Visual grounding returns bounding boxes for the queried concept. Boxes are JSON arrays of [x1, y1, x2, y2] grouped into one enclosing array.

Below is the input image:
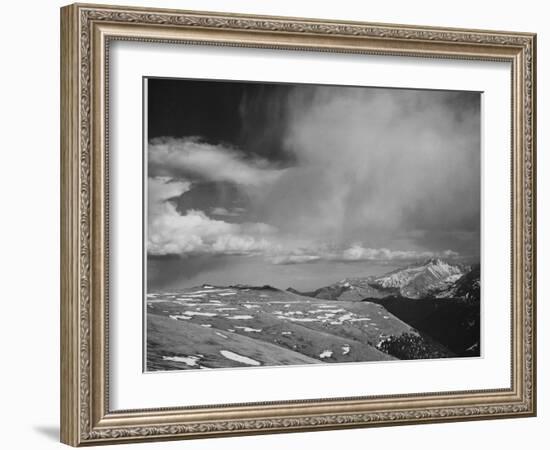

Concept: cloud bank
[[267, 245, 459, 265], [149, 136, 286, 187], [147, 176, 277, 256]]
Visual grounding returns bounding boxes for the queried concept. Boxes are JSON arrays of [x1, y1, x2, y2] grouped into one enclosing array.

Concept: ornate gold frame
[[60, 3, 536, 446]]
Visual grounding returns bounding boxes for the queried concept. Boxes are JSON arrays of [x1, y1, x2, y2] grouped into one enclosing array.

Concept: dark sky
[[146, 77, 481, 291], [147, 78, 296, 165]]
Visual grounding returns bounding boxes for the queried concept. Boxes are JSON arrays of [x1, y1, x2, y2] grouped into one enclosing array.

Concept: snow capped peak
[[424, 257, 445, 265], [418, 257, 455, 270], [372, 258, 466, 299], [287, 259, 477, 302]]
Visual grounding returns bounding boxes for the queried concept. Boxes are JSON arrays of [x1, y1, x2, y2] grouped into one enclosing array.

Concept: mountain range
[[288, 258, 478, 302]]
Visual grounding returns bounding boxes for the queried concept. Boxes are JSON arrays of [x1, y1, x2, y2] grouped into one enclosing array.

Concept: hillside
[[146, 284, 454, 371], [147, 260, 480, 371]]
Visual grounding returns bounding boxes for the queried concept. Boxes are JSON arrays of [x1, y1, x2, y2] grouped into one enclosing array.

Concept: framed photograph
[[60, 3, 537, 446]]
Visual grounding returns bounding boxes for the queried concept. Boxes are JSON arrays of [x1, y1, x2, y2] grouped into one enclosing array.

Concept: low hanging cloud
[[148, 136, 286, 187], [147, 176, 278, 256], [147, 177, 459, 262], [267, 244, 459, 265], [339, 244, 459, 262], [269, 254, 322, 265]]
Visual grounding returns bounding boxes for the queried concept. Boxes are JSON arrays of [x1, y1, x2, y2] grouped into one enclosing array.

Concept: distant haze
[[148, 256, 408, 292], [146, 78, 480, 291]]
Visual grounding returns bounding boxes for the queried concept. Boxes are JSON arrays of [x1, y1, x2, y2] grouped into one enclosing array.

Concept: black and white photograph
[[145, 77, 481, 371]]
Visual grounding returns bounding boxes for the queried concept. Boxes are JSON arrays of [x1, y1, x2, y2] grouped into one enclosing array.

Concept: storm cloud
[[146, 78, 480, 289], [259, 86, 480, 251]]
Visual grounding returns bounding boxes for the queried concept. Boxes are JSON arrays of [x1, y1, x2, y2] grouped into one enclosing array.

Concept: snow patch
[[169, 314, 191, 320], [220, 350, 260, 366], [183, 311, 217, 317], [337, 313, 354, 322], [235, 326, 262, 333], [188, 289, 227, 294], [284, 317, 317, 322], [162, 355, 200, 367]]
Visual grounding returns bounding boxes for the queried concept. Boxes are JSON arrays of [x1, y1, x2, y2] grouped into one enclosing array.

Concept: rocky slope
[[364, 264, 481, 356]]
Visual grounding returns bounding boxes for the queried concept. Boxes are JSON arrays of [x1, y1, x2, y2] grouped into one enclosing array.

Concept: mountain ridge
[[286, 258, 477, 302]]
